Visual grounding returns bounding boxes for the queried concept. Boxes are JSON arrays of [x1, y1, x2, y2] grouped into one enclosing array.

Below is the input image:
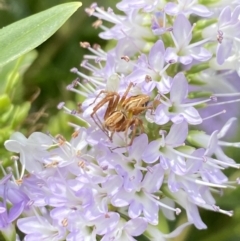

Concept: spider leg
[[104, 94, 120, 119], [128, 118, 144, 146], [90, 90, 117, 106], [111, 117, 141, 150], [118, 82, 134, 107], [91, 112, 108, 135], [91, 94, 117, 141]]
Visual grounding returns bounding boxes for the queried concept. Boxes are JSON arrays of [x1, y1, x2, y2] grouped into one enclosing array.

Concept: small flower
[[216, 6, 240, 65], [4, 132, 53, 174], [17, 215, 67, 241], [101, 217, 148, 241], [111, 164, 165, 225], [165, 14, 212, 65], [147, 73, 203, 125], [165, 0, 213, 17], [142, 121, 188, 165], [0, 174, 29, 241], [151, 11, 173, 35], [117, 0, 163, 12], [125, 40, 172, 95]]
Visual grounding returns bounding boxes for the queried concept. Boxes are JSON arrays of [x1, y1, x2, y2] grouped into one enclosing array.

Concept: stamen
[[170, 31, 179, 49], [158, 94, 172, 107], [83, 55, 105, 61], [146, 192, 181, 215], [75, 80, 93, 94], [180, 97, 214, 107], [81, 60, 101, 73], [186, 23, 196, 43], [67, 84, 88, 97], [205, 156, 240, 169], [208, 98, 240, 106], [80, 42, 106, 60], [159, 63, 171, 75], [188, 37, 212, 49], [218, 140, 240, 148], [202, 110, 226, 121], [98, 24, 109, 32], [135, 166, 149, 172], [0, 162, 7, 176], [171, 149, 203, 161], [86, 4, 121, 25], [214, 92, 240, 97], [184, 176, 229, 189], [159, 130, 167, 146], [57, 104, 75, 116], [70, 68, 105, 87], [209, 205, 233, 216]]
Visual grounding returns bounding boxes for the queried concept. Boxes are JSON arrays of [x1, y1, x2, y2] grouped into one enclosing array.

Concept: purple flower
[[101, 217, 148, 241], [151, 11, 173, 35], [117, 0, 162, 12], [142, 121, 188, 165], [216, 6, 240, 65], [17, 216, 66, 241], [188, 117, 240, 166], [125, 40, 172, 95], [147, 73, 202, 125], [111, 164, 165, 224], [165, 14, 212, 65], [0, 174, 29, 240], [165, 0, 213, 17], [4, 132, 52, 174]]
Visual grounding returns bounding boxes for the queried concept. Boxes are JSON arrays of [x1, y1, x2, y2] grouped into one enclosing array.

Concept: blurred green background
[[0, 1, 240, 241], [0, 0, 116, 137]]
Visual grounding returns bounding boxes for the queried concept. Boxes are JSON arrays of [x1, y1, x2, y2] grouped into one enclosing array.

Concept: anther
[[236, 177, 240, 185], [80, 42, 91, 48], [121, 56, 130, 62], [168, 59, 176, 64], [72, 130, 80, 138], [145, 75, 152, 82], [61, 218, 68, 227], [57, 102, 65, 110], [72, 78, 79, 87], [70, 67, 78, 74], [210, 95, 217, 102], [11, 156, 19, 161], [71, 110, 77, 115], [85, 6, 95, 16], [176, 208, 181, 215], [93, 43, 101, 50], [92, 19, 102, 28]]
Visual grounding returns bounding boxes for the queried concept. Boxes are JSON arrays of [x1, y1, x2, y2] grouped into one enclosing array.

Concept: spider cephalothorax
[[90, 83, 151, 146]]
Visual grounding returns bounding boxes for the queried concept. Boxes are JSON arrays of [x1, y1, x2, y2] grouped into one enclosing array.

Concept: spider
[[90, 83, 151, 146]]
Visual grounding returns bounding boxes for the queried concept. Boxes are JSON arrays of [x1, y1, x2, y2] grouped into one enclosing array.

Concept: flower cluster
[[2, 1, 240, 240]]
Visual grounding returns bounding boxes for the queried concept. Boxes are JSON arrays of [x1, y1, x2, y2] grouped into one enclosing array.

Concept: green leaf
[[0, 2, 82, 67]]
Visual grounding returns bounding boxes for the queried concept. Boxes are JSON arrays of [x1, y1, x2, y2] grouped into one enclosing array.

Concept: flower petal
[[173, 14, 192, 47], [124, 218, 147, 236]]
